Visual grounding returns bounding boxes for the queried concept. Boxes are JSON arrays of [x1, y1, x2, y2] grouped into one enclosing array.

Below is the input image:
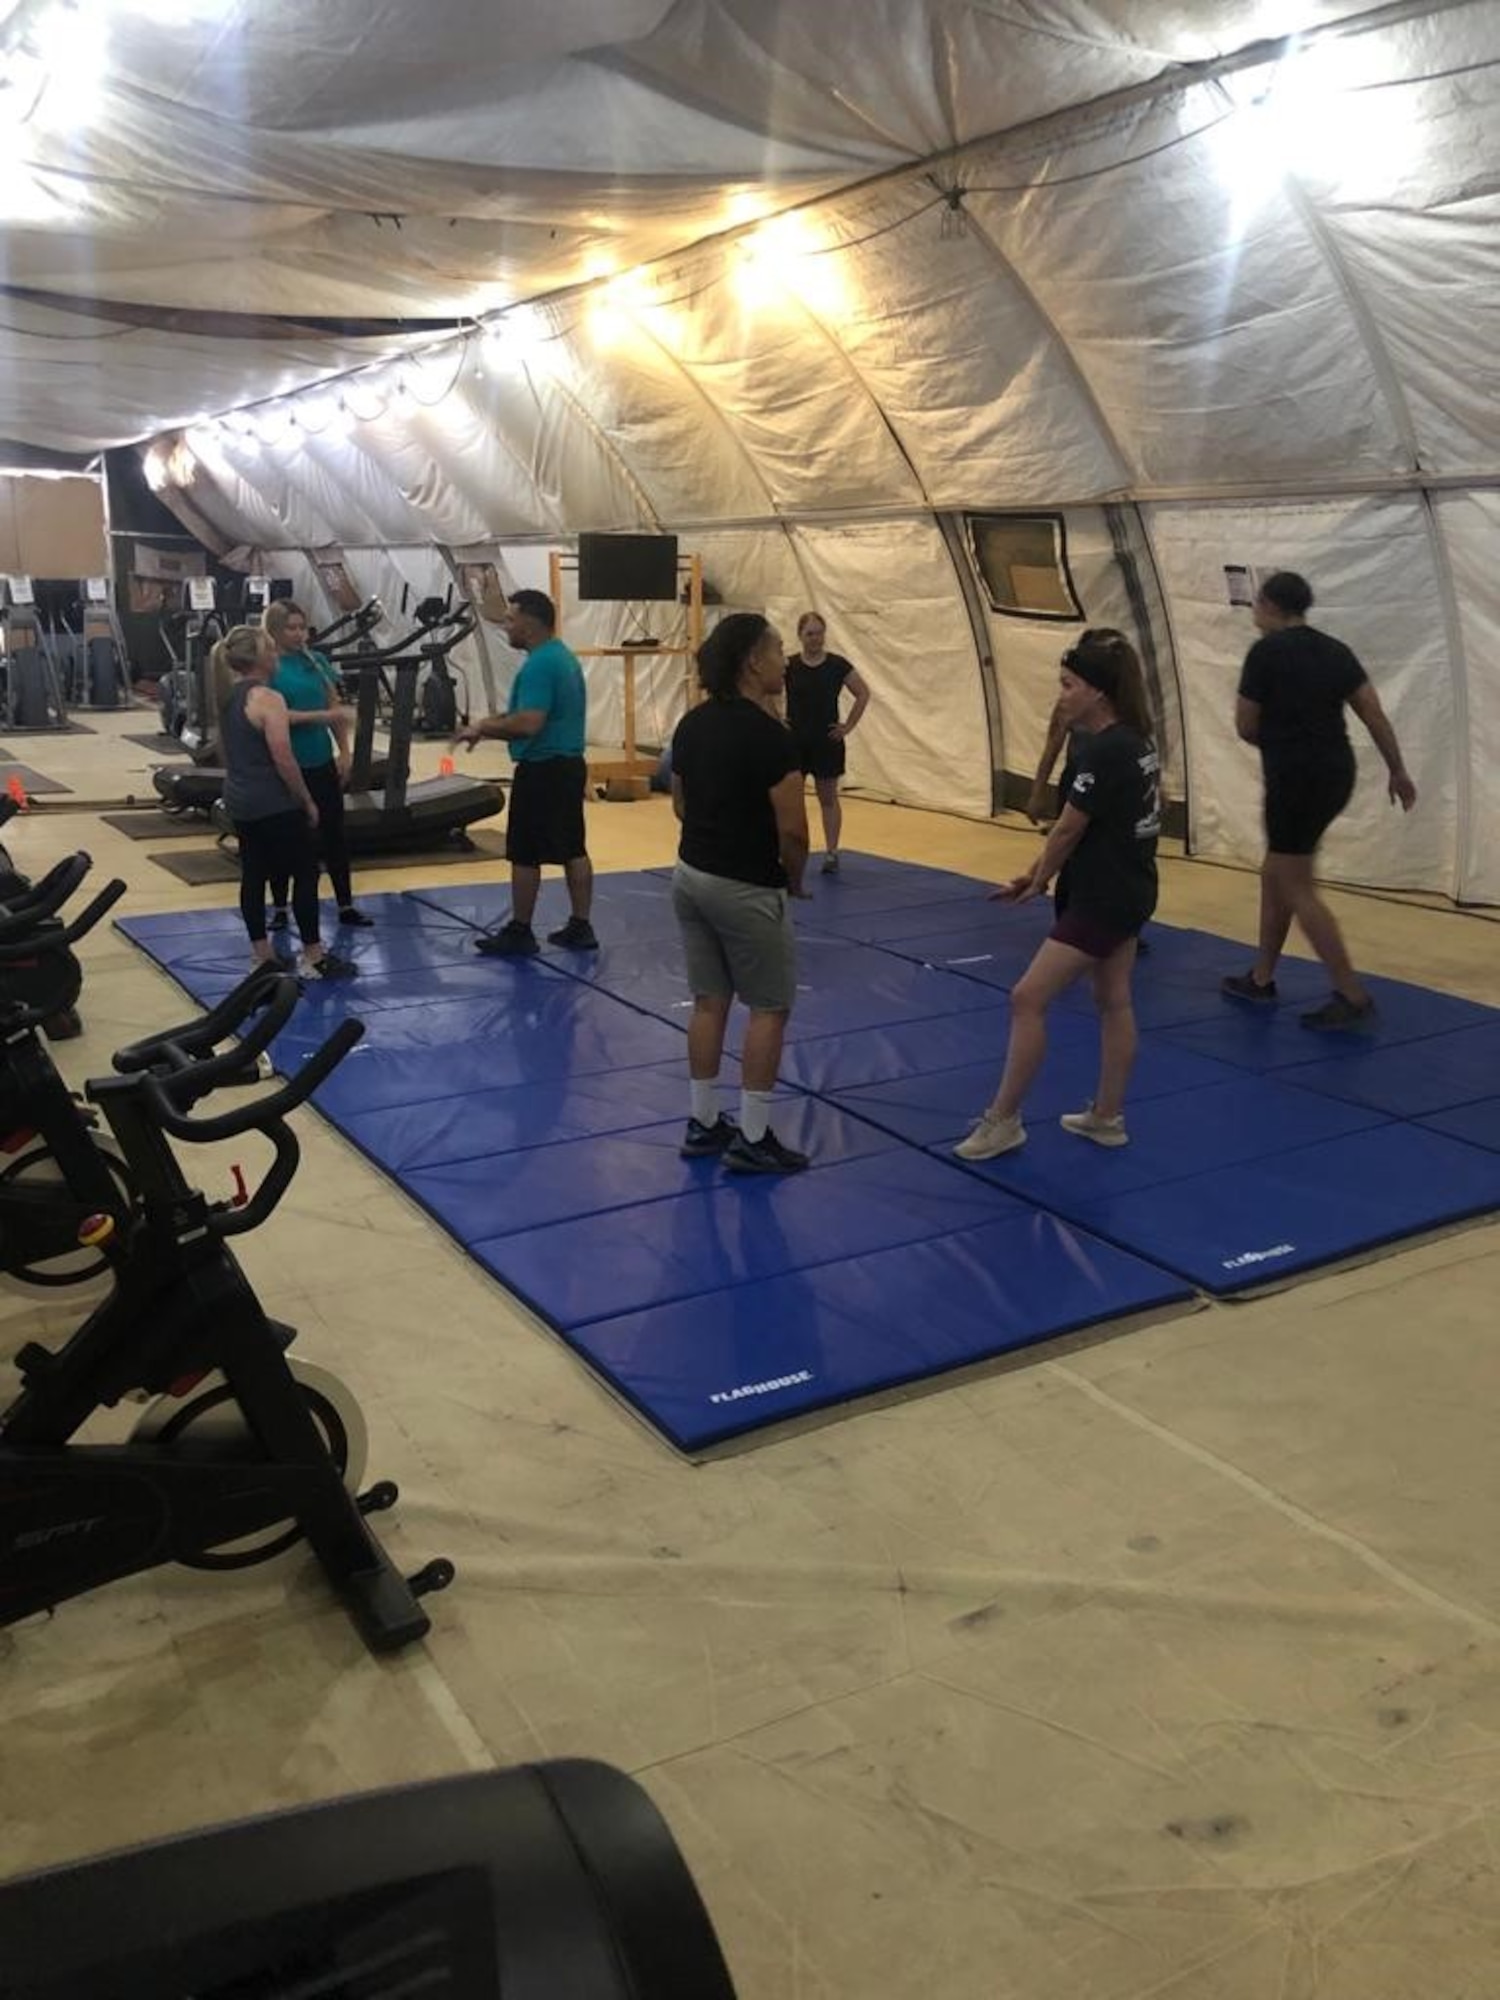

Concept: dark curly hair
[[696, 613, 771, 699]]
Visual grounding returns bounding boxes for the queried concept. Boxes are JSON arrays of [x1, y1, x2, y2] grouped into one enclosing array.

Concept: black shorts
[[506, 755, 588, 867], [1264, 756, 1355, 857], [1050, 908, 1140, 960], [793, 732, 846, 781]]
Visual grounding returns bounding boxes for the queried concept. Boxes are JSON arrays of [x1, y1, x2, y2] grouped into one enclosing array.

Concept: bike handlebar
[[57, 878, 127, 947], [113, 964, 294, 1079], [0, 866, 122, 964], [0, 853, 91, 938], [141, 1016, 364, 1145]]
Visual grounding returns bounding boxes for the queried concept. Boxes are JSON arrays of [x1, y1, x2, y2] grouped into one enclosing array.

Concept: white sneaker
[[1060, 1104, 1128, 1148], [953, 1112, 1026, 1160]]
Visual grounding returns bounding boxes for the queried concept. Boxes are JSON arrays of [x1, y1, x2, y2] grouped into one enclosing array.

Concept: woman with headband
[[956, 630, 1159, 1159]]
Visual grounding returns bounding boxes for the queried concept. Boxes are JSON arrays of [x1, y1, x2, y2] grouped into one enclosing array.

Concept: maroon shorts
[[1050, 908, 1140, 960]]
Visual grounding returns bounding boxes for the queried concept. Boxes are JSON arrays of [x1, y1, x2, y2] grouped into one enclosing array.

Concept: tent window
[[967, 513, 1082, 621]]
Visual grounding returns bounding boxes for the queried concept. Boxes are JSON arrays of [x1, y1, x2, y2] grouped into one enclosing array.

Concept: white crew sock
[[690, 1078, 719, 1127], [739, 1088, 774, 1144]]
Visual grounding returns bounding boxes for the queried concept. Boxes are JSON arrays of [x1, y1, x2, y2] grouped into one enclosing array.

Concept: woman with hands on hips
[[784, 612, 870, 875]]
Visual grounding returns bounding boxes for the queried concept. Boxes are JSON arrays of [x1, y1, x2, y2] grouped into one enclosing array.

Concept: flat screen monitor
[[577, 533, 679, 603]]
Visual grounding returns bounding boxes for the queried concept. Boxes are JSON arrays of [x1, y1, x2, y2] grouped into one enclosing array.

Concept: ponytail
[[1065, 628, 1154, 742], [212, 624, 270, 677]]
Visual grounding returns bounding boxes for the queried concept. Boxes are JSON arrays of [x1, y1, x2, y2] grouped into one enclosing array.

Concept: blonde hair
[[211, 624, 272, 677], [260, 598, 306, 645]]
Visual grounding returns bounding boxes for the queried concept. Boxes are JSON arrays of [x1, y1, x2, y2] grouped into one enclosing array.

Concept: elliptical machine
[[0, 966, 453, 1653], [0, 585, 70, 732], [156, 584, 227, 762]]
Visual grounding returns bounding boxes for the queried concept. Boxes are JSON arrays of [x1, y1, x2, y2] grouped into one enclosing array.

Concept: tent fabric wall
[[1431, 492, 1500, 906], [774, 519, 992, 821], [1146, 497, 1461, 894], [123, 2, 1500, 899]]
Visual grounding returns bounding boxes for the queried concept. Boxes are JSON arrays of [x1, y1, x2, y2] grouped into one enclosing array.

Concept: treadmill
[[338, 597, 504, 854]]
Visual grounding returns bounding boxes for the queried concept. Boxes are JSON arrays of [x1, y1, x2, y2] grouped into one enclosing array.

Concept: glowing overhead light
[[732, 212, 850, 320], [722, 189, 770, 230], [28, 4, 105, 127], [111, 0, 238, 21], [585, 292, 632, 351], [1206, 38, 1418, 221]]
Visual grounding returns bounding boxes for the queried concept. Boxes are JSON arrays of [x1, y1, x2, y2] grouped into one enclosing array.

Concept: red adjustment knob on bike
[[230, 1163, 249, 1208], [78, 1213, 116, 1247]]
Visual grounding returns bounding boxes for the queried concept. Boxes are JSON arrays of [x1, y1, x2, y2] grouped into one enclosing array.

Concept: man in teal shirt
[[456, 588, 595, 957]]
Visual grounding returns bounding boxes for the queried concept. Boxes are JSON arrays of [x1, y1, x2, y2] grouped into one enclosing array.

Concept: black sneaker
[[300, 951, 358, 981], [1221, 971, 1278, 1004], [547, 916, 599, 950], [338, 906, 375, 928], [680, 1114, 739, 1159], [475, 922, 539, 958], [724, 1127, 810, 1176], [1301, 993, 1378, 1031], [268, 908, 289, 933]]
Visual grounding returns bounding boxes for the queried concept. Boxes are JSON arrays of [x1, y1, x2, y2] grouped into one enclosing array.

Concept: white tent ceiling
[[3, 0, 1496, 898]]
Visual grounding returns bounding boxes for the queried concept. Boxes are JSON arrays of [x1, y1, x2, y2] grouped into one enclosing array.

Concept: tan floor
[[1, 710, 1497, 1998]]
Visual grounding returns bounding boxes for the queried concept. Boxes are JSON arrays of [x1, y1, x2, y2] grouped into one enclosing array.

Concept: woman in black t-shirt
[[1223, 570, 1416, 1030], [669, 614, 812, 1176], [784, 612, 870, 875], [955, 633, 1159, 1161]]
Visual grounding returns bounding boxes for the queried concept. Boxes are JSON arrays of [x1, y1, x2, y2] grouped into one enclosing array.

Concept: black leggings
[[237, 809, 321, 946], [269, 760, 353, 911]]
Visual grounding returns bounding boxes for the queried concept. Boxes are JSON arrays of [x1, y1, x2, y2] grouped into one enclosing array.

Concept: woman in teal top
[[261, 599, 370, 929]]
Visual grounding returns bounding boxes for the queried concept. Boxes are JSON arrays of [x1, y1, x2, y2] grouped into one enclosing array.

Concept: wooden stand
[[549, 550, 703, 793]]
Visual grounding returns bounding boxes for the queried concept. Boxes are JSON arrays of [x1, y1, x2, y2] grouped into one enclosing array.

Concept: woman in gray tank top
[[215, 625, 356, 982]]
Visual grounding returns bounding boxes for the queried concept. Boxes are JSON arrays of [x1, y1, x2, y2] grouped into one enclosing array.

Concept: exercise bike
[[0, 966, 453, 1653], [0, 854, 134, 1290]]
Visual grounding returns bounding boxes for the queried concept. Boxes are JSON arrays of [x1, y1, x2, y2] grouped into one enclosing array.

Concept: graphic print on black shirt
[[1238, 626, 1367, 771], [672, 697, 799, 888], [1058, 724, 1160, 932]]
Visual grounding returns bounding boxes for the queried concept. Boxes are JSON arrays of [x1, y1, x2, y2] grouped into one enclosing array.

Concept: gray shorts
[[671, 860, 797, 1013]]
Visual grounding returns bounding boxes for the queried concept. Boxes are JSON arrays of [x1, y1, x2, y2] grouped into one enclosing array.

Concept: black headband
[[1062, 641, 1121, 695]]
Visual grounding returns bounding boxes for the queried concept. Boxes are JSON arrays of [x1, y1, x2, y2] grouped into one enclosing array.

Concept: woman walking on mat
[[260, 599, 371, 933], [216, 625, 356, 982], [784, 612, 870, 874], [955, 631, 1159, 1160], [1222, 571, 1416, 1029]]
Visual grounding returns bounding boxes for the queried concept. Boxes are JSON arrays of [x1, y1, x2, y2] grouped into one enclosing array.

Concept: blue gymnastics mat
[[119, 854, 1500, 1446]]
